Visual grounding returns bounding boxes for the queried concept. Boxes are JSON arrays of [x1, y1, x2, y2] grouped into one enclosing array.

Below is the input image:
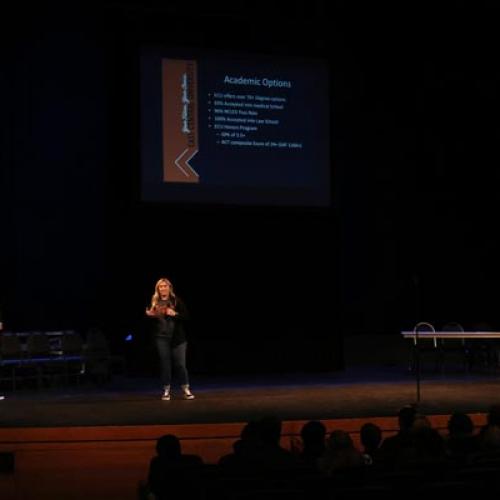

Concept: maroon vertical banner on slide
[[162, 59, 200, 183]]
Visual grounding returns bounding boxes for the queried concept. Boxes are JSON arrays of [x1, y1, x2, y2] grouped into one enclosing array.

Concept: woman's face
[[158, 280, 171, 298]]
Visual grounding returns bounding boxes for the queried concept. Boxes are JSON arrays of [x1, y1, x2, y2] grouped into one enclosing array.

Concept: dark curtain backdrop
[[2, 2, 499, 373]]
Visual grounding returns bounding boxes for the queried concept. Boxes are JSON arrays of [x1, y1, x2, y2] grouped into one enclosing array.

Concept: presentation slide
[[141, 48, 331, 207]]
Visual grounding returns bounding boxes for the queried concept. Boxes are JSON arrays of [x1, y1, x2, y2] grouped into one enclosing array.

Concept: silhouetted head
[[448, 412, 474, 437], [156, 434, 181, 460], [412, 415, 431, 431], [232, 421, 260, 454], [301, 420, 326, 448], [481, 426, 500, 450], [487, 405, 500, 427], [398, 405, 417, 431], [360, 422, 382, 451], [241, 420, 259, 441], [258, 416, 282, 446], [327, 430, 354, 452], [413, 427, 445, 458]]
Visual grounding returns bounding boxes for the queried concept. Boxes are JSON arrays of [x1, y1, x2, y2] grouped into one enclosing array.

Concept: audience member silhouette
[[253, 416, 299, 472], [411, 425, 446, 463], [218, 417, 298, 474], [298, 420, 326, 469], [318, 430, 364, 476], [379, 404, 417, 466], [446, 411, 479, 463], [218, 420, 261, 470], [360, 422, 382, 465], [478, 404, 500, 452], [147, 434, 203, 500]]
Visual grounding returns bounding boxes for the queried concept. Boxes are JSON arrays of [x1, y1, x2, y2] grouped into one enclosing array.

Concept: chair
[[468, 322, 498, 372], [0, 333, 23, 390], [85, 328, 112, 383], [439, 322, 468, 372], [410, 322, 440, 373], [60, 331, 85, 385], [25, 332, 64, 387]]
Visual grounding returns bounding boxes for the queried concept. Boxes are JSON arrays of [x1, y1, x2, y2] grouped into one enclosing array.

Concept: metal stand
[[412, 321, 435, 404], [414, 328, 421, 403]]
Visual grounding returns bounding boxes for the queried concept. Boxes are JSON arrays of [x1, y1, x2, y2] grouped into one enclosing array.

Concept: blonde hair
[[150, 278, 176, 309]]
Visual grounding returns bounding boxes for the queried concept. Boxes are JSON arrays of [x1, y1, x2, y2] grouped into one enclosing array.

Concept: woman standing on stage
[[145, 278, 195, 401]]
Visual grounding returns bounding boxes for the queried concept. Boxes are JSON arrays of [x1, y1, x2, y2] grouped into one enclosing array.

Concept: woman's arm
[[171, 298, 189, 320], [145, 305, 160, 317]]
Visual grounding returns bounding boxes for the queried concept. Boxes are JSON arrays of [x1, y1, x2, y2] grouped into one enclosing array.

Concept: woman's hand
[[145, 306, 177, 317], [145, 307, 156, 317]]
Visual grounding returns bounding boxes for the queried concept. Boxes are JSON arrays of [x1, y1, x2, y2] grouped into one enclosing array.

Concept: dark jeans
[[155, 337, 189, 387]]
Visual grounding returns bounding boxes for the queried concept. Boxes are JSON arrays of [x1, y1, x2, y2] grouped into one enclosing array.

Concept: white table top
[[401, 331, 500, 339]]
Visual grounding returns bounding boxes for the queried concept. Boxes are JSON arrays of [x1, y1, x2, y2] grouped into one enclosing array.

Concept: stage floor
[[1, 365, 499, 427]]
